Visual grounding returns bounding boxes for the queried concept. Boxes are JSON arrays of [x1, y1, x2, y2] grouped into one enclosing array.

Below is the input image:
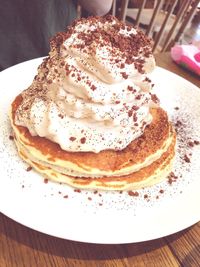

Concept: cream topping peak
[[15, 15, 157, 153]]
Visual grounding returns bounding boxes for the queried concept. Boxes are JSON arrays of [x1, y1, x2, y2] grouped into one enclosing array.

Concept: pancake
[[10, 93, 176, 190], [9, 16, 177, 191]]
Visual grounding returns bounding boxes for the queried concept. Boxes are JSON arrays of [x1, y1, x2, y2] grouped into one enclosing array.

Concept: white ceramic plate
[[0, 58, 200, 244]]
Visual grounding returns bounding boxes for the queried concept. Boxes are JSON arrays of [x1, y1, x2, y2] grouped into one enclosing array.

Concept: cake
[[10, 15, 176, 190]]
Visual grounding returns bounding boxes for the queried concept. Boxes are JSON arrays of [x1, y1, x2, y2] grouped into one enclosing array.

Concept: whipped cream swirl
[[15, 15, 157, 153]]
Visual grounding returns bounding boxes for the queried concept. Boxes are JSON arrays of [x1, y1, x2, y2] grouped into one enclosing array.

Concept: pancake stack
[[10, 15, 176, 191]]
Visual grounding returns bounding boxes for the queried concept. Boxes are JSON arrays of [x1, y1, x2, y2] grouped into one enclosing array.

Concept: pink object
[[171, 44, 200, 76]]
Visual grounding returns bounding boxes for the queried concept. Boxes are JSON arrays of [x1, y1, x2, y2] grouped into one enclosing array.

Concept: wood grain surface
[[0, 53, 199, 267]]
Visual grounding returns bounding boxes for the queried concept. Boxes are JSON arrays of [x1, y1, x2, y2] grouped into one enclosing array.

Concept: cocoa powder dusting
[[128, 191, 139, 197], [167, 172, 178, 185], [183, 154, 191, 163], [69, 136, 76, 141], [80, 137, 86, 144], [26, 166, 32, 172], [9, 135, 14, 140], [50, 15, 152, 77], [74, 189, 81, 193]]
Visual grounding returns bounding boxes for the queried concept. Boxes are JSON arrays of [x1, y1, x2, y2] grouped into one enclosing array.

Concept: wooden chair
[[114, 0, 200, 52]]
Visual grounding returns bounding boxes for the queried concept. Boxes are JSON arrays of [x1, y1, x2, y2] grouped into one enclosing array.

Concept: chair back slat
[[135, 0, 147, 26], [146, 0, 164, 36], [161, 0, 193, 52], [163, 0, 173, 12], [172, 0, 200, 47], [116, 0, 199, 52], [152, 0, 179, 52], [119, 0, 129, 21], [112, 0, 117, 16]]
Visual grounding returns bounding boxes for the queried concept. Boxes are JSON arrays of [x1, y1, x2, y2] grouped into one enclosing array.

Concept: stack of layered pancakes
[[10, 15, 176, 190]]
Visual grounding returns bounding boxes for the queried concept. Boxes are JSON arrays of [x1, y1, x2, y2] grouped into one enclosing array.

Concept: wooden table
[[0, 53, 200, 267]]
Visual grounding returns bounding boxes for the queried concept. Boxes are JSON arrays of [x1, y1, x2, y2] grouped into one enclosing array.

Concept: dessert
[[10, 15, 176, 190]]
